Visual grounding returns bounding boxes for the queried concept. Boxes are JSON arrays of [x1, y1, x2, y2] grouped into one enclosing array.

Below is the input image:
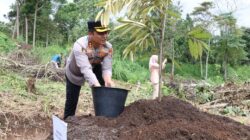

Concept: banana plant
[[187, 26, 211, 60]]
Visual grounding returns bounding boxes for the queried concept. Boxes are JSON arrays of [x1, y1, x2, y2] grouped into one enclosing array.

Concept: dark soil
[[61, 96, 250, 140]]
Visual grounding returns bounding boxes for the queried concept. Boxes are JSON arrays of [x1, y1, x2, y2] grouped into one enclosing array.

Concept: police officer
[[64, 21, 114, 119]]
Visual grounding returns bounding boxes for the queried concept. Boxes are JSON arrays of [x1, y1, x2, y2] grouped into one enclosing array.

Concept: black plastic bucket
[[92, 87, 129, 117]]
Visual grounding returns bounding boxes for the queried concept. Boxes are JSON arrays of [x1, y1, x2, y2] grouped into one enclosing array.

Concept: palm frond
[[117, 18, 146, 27]]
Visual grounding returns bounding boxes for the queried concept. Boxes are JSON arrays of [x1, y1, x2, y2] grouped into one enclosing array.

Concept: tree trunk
[[46, 31, 49, 47], [25, 16, 28, 44], [16, 0, 20, 38], [33, 2, 38, 47], [223, 54, 228, 81], [205, 51, 209, 80], [67, 29, 70, 44], [205, 39, 210, 80], [200, 55, 203, 78], [170, 38, 175, 83], [170, 22, 176, 83], [12, 21, 16, 39], [158, 14, 167, 102], [21, 22, 24, 38]]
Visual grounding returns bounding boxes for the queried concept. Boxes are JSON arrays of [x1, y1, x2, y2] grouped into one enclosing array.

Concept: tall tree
[[242, 27, 250, 64], [16, 0, 20, 38], [8, 0, 67, 46], [35, 1, 55, 47], [54, 3, 79, 43], [8, 0, 24, 40], [8, 9, 17, 39], [54, 0, 100, 44], [33, 0, 48, 47], [21, 0, 35, 44], [191, 1, 214, 79], [214, 13, 247, 80]]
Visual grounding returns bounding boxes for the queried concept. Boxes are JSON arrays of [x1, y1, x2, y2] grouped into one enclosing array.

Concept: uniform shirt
[[65, 36, 112, 86]]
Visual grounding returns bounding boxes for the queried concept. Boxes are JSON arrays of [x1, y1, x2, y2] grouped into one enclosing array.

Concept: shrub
[[31, 45, 67, 64], [0, 31, 16, 54], [113, 58, 149, 83]]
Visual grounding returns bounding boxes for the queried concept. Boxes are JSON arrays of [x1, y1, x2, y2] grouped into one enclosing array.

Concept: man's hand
[[105, 80, 115, 87], [103, 74, 114, 87], [93, 82, 101, 87]]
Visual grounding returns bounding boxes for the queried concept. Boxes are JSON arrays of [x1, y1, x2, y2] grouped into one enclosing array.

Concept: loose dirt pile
[[60, 96, 250, 140]]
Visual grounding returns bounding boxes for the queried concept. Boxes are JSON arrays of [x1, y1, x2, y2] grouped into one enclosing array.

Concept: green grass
[[171, 63, 250, 85], [113, 58, 149, 83], [172, 63, 221, 79], [0, 69, 67, 116], [0, 69, 26, 94], [31, 45, 69, 64], [0, 31, 16, 54], [222, 106, 247, 116], [0, 69, 65, 96], [234, 65, 250, 82]]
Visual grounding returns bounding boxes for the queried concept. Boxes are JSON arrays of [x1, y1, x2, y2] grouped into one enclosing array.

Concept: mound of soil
[[60, 96, 250, 140]]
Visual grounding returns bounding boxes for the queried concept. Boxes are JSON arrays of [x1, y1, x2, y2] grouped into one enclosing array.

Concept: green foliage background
[[0, 32, 16, 54]]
